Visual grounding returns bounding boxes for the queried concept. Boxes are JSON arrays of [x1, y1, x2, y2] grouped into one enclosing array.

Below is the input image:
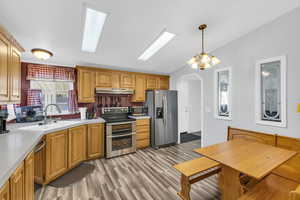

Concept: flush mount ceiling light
[[31, 48, 53, 60], [188, 24, 220, 70], [81, 7, 107, 53], [138, 31, 176, 61]]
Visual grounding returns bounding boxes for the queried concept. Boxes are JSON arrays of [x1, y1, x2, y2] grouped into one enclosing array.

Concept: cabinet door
[[77, 69, 95, 103], [0, 181, 10, 200], [132, 75, 146, 102], [46, 130, 68, 182], [157, 77, 169, 90], [120, 73, 135, 88], [146, 76, 157, 90], [96, 71, 113, 87], [68, 126, 86, 168], [34, 139, 45, 184], [10, 46, 21, 103], [87, 123, 104, 159], [10, 162, 25, 200], [0, 34, 10, 103], [24, 151, 34, 200]]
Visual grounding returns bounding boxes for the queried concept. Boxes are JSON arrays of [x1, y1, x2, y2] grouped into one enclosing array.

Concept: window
[[30, 80, 74, 115], [255, 56, 286, 127], [214, 68, 232, 120]]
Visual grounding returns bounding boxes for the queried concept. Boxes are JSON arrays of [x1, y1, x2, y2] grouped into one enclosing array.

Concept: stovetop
[[102, 107, 136, 123]]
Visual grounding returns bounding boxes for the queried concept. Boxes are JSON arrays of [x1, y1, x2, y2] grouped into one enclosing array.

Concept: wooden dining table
[[194, 139, 297, 200]]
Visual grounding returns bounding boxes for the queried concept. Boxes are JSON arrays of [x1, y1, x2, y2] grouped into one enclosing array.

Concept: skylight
[[81, 8, 107, 53], [138, 31, 176, 61]]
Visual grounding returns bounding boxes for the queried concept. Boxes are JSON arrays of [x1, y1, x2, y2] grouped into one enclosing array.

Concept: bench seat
[[273, 164, 300, 184], [173, 157, 221, 200], [238, 174, 299, 200]]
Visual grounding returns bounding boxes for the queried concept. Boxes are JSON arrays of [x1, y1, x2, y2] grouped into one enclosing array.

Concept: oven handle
[[107, 132, 136, 138]]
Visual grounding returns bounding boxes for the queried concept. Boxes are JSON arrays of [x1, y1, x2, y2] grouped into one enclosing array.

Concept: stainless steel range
[[102, 107, 136, 158]]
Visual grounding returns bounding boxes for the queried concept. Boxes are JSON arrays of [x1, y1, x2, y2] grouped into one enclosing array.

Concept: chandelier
[[188, 24, 220, 70]]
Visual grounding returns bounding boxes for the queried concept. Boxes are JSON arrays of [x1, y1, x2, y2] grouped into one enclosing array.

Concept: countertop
[[0, 118, 105, 189], [128, 115, 151, 119]]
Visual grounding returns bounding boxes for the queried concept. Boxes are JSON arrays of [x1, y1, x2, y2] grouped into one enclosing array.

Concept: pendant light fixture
[[31, 48, 53, 60], [188, 24, 220, 70]]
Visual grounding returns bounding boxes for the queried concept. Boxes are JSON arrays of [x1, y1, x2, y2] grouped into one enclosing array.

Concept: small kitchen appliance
[[129, 106, 148, 116], [0, 110, 9, 134], [102, 107, 136, 158]]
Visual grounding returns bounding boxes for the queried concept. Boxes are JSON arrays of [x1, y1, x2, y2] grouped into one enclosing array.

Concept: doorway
[[177, 73, 203, 146]]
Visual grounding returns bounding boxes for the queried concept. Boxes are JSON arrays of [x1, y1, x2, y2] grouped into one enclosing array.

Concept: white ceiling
[[0, 0, 299, 74]]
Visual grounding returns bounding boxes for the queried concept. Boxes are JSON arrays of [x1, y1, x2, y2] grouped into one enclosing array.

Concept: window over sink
[[30, 80, 74, 115]]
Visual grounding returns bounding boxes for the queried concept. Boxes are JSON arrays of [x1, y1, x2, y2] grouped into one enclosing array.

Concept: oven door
[[106, 121, 136, 158]]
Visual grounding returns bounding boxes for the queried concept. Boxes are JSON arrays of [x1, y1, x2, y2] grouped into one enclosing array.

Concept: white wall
[[171, 7, 300, 146], [187, 80, 202, 133]]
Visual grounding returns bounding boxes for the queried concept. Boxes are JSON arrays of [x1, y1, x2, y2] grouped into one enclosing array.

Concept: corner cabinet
[[45, 130, 69, 183], [87, 123, 104, 159], [0, 26, 23, 104], [68, 125, 86, 168], [77, 68, 95, 103]]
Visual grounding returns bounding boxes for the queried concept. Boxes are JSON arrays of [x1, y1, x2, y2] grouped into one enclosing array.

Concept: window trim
[[255, 55, 287, 127], [214, 67, 232, 121]]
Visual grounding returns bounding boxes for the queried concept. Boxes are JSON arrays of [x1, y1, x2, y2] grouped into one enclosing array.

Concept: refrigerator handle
[[163, 95, 167, 126]]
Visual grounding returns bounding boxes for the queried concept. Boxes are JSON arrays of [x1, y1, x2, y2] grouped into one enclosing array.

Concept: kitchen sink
[[18, 120, 78, 132]]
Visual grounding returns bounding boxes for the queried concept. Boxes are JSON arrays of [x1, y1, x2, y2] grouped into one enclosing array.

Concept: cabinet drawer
[[136, 119, 150, 126], [136, 125, 149, 133], [137, 139, 149, 149], [137, 131, 149, 140]]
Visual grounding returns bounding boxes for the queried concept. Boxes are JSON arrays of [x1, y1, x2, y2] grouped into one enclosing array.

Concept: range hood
[[95, 88, 134, 94]]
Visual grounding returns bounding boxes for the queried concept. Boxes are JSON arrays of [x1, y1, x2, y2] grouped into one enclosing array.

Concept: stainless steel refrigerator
[[145, 90, 178, 148]]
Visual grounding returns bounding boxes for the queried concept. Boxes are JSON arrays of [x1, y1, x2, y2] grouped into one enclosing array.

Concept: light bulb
[[187, 56, 197, 65], [211, 56, 221, 66], [200, 53, 211, 64], [191, 63, 198, 69]]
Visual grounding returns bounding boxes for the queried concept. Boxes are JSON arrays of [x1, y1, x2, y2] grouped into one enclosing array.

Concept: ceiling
[[0, 0, 299, 74]]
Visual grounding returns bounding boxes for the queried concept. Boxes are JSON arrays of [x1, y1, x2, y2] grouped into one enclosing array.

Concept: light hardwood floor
[[35, 140, 220, 200]]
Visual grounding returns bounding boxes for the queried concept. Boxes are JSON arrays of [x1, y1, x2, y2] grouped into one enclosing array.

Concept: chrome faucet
[[44, 104, 62, 124]]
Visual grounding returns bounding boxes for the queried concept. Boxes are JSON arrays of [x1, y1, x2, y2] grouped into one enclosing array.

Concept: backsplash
[[78, 94, 143, 116]]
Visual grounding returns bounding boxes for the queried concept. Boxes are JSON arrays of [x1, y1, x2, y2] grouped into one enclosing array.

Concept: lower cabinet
[[68, 125, 87, 168], [87, 123, 104, 159], [45, 130, 69, 183], [0, 181, 10, 200], [25, 151, 34, 200], [136, 119, 150, 149], [10, 162, 25, 200]]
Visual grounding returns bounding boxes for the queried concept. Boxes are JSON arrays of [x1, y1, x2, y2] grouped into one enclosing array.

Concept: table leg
[[219, 165, 243, 200]]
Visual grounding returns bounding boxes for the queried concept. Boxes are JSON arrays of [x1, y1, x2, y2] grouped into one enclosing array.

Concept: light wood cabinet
[[157, 77, 169, 90], [34, 138, 45, 185], [0, 181, 10, 200], [0, 26, 22, 104], [9, 46, 21, 102], [136, 118, 150, 149], [24, 151, 34, 200], [132, 75, 146, 102], [45, 130, 68, 182], [146, 76, 158, 90], [68, 126, 87, 168], [10, 162, 24, 200], [96, 71, 120, 88], [87, 123, 104, 159], [77, 68, 95, 103], [0, 34, 10, 103], [120, 73, 135, 88]]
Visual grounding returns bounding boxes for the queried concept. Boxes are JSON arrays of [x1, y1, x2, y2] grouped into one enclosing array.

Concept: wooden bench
[[239, 174, 300, 200], [173, 157, 221, 200]]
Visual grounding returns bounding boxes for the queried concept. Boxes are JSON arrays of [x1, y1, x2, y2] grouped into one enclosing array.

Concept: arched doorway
[[176, 73, 204, 147]]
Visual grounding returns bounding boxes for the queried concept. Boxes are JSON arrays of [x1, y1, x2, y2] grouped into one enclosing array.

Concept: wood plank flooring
[[35, 140, 221, 200]]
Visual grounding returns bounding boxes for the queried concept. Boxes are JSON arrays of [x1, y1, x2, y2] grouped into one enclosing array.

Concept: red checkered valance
[[26, 64, 75, 81]]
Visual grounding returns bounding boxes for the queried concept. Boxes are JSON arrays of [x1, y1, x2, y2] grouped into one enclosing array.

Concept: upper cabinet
[[0, 25, 23, 104], [76, 66, 169, 103], [77, 67, 95, 103], [132, 75, 146, 102], [120, 73, 135, 88]]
